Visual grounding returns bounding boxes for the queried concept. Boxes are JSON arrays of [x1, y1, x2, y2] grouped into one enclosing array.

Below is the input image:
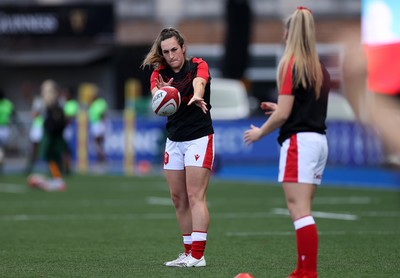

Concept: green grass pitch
[[0, 174, 399, 277]]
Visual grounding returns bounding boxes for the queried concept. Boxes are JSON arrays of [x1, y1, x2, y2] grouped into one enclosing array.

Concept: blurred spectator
[[27, 80, 68, 191], [87, 86, 107, 171], [62, 86, 79, 121], [61, 85, 79, 175], [361, 0, 400, 167], [0, 88, 22, 173]]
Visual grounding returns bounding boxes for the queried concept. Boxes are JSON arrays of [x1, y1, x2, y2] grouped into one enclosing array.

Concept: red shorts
[[364, 43, 400, 95]]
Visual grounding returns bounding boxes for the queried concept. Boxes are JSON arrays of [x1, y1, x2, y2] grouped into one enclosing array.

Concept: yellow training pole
[[123, 79, 141, 175], [76, 83, 97, 173]]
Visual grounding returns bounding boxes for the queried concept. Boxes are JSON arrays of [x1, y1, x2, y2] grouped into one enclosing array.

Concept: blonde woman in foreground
[[244, 7, 330, 278]]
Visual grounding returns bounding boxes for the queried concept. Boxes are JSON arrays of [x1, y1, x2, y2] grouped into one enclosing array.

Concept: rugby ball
[[152, 86, 181, 116]]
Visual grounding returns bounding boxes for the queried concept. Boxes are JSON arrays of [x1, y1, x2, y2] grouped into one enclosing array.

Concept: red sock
[[191, 231, 207, 259], [182, 234, 192, 255], [294, 216, 318, 274], [184, 244, 192, 255], [191, 241, 206, 259], [295, 249, 303, 272]]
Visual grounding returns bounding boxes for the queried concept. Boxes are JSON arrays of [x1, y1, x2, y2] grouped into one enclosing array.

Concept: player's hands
[[260, 102, 277, 115], [244, 124, 262, 145], [188, 95, 208, 114], [155, 74, 174, 89]]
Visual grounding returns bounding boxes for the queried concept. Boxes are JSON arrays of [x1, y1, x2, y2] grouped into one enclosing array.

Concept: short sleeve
[[150, 69, 160, 91], [192, 58, 210, 81], [280, 58, 295, 95]]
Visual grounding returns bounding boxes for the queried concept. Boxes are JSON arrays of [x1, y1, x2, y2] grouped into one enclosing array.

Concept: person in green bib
[[88, 88, 108, 168], [62, 86, 79, 175], [64, 98, 79, 120], [0, 89, 19, 172]]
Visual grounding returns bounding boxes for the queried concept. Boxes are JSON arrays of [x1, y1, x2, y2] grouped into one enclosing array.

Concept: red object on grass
[[234, 273, 254, 278]]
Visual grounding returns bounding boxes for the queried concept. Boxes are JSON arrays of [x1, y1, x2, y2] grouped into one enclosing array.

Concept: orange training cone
[[234, 273, 254, 278]]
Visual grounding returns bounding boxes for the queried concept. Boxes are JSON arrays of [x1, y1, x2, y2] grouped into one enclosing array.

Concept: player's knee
[[170, 192, 189, 210]]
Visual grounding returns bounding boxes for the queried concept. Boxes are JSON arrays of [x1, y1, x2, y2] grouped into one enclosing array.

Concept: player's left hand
[[188, 95, 208, 114], [244, 124, 262, 145]]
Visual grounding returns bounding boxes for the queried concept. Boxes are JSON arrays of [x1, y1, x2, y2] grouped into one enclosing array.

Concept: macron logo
[[195, 154, 200, 161], [164, 152, 169, 165]]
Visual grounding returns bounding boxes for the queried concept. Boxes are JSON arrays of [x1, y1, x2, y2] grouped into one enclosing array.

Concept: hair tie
[[297, 6, 312, 13]]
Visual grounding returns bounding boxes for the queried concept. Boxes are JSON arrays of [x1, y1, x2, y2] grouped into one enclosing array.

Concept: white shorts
[[278, 132, 328, 185], [90, 121, 106, 138], [29, 125, 43, 143], [164, 134, 215, 170], [0, 126, 10, 146]]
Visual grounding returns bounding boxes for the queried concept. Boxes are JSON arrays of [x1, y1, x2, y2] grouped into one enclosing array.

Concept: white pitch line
[[146, 197, 173, 206], [0, 211, 277, 222], [272, 208, 358, 220], [213, 212, 276, 219], [0, 213, 177, 221], [3, 209, 393, 222], [226, 231, 294, 236], [0, 183, 27, 193], [313, 196, 373, 205], [358, 211, 400, 217], [226, 230, 400, 237], [146, 196, 212, 207]]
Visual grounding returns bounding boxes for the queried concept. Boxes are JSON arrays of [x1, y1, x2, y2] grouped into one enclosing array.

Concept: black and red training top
[[277, 58, 331, 145], [151, 57, 214, 142]]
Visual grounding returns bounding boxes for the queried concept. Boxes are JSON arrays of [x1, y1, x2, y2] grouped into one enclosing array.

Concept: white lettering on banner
[[354, 124, 365, 165], [101, 126, 254, 157], [327, 122, 386, 166], [101, 128, 165, 156], [134, 129, 165, 155], [327, 128, 339, 164], [340, 124, 351, 164], [365, 128, 384, 165], [105, 132, 123, 153], [214, 127, 252, 154], [73, 119, 385, 166], [0, 12, 58, 34], [327, 123, 352, 164]]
